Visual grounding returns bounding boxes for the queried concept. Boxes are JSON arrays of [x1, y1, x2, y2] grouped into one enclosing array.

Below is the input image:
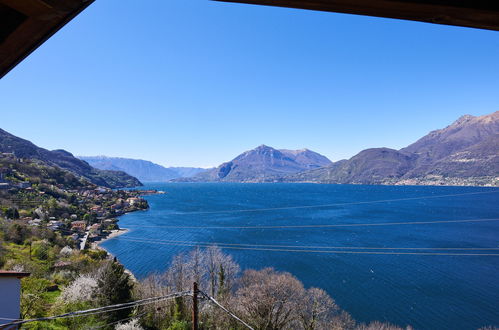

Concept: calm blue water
[[102, 183, 499, 329]]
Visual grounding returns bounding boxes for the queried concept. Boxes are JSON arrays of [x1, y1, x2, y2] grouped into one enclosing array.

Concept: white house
[[0, 270, 30, 328]]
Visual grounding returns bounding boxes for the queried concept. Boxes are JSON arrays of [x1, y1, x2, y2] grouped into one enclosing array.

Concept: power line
[[124, 217, 499, 229], [115, 237, 499, 251], [158, 190, 499, 216], [115, 237, 499, 256], [198, 290, 254, 330], [2, 294, 188, 327], [89, 312, 147, 330], [1, 291, 191, 328]]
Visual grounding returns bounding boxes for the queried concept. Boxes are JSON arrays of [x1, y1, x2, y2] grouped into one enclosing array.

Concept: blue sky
[[1, 0, 498, 167]]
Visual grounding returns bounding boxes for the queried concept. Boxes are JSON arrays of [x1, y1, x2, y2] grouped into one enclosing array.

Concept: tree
[[6, 223, 30, 244], [167, 252, 188, 291], [330, 311, 356, 330], [234, 268, 304, 330], [204, 245, 239, 297], [5, 207, 19, 219], [20, 277, 52, 318], [116, 319, 145, 330], [83, 213, 92, 224], [97, 260, 134, 323], [135, 273, 177, 329], [58, 274, 99, 304], [186, 247, 204, 286], [137, 246, 239, 329], [167, 320, 189, 330], [299, 288, 339, 330], [47, 197, 58, 214], [135, 247, 360, 330], [0, 240, 6, 267], [354, 321, 409, 330]]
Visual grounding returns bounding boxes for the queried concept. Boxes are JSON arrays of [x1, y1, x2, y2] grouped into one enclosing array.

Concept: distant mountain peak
[[185, 145, 332, 182], [282, 110, 498, 186], [449, 111, 498, 128], [451, 114, 475, 126], [253, 144, 275, 152]]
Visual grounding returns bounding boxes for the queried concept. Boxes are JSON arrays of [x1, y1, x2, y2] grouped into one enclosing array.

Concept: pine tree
[[97, 260, 133, 323]]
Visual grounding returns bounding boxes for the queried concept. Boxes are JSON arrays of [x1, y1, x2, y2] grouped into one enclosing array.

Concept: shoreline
[[92, 188, 152, 251], [92, 228, 130, 251], [92, 228, 138, 282], [99, 228, 129, 244], [91, 189, 161, 281]]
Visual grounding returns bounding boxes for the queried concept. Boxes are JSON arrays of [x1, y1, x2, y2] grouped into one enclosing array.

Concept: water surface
[[102, 183, 499, 329]]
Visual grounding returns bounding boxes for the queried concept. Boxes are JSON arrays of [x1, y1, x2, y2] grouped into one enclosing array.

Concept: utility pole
[[192, 282, 199, 330]]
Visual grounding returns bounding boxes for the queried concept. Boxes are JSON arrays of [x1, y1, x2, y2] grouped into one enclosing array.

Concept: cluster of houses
[[4, 185, 149, 249], [0, 179, 151, 327], [1, 162, 150, 250], [0, 153, 30, 191], [0, 181, 31, 190], [0, 173, 31, 191], [69, 219, 117, 247], [21, 214, 119, 248]]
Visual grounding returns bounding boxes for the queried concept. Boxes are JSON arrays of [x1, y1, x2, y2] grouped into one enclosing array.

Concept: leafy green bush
[[167, 320, 190, 330], [21, 277, 54, 318], [84, 249, 108, 260], [32, 240, 52, 260]]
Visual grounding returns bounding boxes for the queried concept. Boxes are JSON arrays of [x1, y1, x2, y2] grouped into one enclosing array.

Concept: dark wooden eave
[[214, 0, 499, 31], [0, 270, 30, 278], [0, 0, 94, 79]]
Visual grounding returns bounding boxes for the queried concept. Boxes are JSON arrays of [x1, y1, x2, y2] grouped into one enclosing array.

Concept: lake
[[101, 183, 499, 329]]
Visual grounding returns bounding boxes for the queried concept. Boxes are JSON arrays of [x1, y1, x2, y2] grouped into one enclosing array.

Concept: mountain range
[[78, 156, 206, 182], [0, 128, 141, 188], [2, 111, 497, 187], [182, 111, 498, 186], [282, 111, 499, 186], [178, 145, 333, 182]]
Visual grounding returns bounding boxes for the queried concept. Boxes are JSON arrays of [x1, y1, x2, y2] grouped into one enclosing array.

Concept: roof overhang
[[0, 271, 30, 278], [0, 0, 94, 79], [214, 0, 499, 31], [1, 1, 497, 80]]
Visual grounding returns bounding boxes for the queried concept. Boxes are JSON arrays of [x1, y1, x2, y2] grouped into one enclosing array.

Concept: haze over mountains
[[182, 111, 498, 186], [79, 156, 206, 182], [0, 129, 141, 188]]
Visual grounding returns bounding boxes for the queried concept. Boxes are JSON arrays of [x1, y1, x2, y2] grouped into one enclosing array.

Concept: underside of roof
[[0, 270, 30, 278], [215, 0, 499, 31], [0, 0, 94, 79], [0, 1, 497, 79]]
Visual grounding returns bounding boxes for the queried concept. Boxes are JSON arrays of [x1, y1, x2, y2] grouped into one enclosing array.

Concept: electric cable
[[198, 290, 254, 330], [114, 237, 499, 256], [114, 236, 499, 251], [123, 217, 499, 229]]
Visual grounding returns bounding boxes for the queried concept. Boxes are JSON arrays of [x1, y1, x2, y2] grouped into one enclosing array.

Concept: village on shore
[[0, 152, 163, 251]]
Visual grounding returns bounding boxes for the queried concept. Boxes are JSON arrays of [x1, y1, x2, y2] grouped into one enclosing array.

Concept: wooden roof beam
[[213, 0, 499, 31], [0, 0, 95, 79]]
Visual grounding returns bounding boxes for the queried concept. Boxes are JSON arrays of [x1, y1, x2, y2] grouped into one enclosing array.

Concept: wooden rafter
[[214, 0, 499, 31]]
